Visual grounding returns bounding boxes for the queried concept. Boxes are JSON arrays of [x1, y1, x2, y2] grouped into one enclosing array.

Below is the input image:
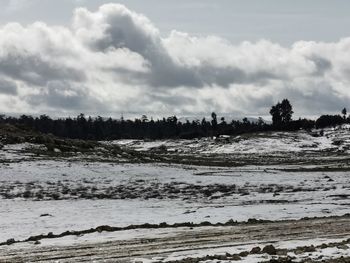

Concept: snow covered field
[[1, 160, 350, 244], [1, 127, 350, 262]]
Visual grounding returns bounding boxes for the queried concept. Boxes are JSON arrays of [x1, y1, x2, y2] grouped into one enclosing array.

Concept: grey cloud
[[0, 52, 86, 87], [0, 78, 18, 95], [309, 56, 332, 76], [196, 65, 277, 87], [149, 93, 196, 106], [280, 84, 347, 114], [148, 62, 201, 88], [27, 81, 106, 111]]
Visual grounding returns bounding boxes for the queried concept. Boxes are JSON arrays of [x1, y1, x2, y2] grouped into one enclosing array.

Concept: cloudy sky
[[1, 0, 350, 118]]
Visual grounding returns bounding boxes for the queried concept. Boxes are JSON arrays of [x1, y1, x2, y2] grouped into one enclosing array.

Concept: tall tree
[[211, 112, 217, 129], [342, 108, 347, 119], [280, 99, 293, 124], [270, 104, 282, 126], [270, 99, 293, 126]]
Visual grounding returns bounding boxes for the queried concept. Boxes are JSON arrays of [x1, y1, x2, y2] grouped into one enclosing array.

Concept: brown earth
[[1, 216, 350, 263]]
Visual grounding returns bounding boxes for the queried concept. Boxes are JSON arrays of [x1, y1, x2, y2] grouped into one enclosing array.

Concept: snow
[[109, 126, 350, 154], [1, 161, 350, 242], [133, 237, 350, 263], [286, 246, 350, 262], [0, 143, 41, 160]]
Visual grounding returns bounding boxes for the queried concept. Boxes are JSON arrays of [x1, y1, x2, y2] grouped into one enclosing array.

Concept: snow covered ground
[[1, 160, 350, 243], [135, 236, 350, 263], [109, 125, 350, 154]]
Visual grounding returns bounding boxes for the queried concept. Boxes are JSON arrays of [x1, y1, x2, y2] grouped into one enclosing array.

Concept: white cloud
[[0, 3, 349, 117]]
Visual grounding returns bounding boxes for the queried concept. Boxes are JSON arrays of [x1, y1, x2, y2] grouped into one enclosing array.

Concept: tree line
[[0, 99, 349, 140]]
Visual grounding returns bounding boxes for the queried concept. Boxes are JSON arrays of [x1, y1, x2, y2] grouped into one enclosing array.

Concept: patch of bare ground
[[1, 215, 350, 262]]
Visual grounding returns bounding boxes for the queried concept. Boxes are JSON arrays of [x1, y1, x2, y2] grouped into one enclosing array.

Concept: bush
[[316, 115, 344, 128]]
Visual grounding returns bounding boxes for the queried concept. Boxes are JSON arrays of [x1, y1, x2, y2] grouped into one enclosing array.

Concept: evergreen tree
[[342, 108, 347, 119], [211, 112, 217, 129], [280, 99, 293, 124], [270, 99, 293, 127]]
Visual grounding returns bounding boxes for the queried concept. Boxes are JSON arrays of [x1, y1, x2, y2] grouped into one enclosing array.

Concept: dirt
[[1, 216, 350, 263]]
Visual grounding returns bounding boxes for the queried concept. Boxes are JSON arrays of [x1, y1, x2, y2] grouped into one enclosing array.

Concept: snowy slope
[[110, 125, 350, 154]]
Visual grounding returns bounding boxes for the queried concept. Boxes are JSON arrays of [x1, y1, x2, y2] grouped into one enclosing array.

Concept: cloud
[[0, 78, 17, 95], [73, 4, 199, 88], [0, 3, 349, 117]]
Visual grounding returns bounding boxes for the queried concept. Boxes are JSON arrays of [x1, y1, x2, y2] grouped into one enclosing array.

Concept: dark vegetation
[[0, 99, 349, 140], [2, 179, 331, 201]]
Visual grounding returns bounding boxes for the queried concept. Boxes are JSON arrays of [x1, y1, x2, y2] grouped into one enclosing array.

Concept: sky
[[1, 0, 350, 118]]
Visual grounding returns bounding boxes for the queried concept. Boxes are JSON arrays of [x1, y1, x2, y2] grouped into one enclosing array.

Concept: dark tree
[[211, 112, 218, 130], [280, 99, 293, 124], [270, 99, 293, 127], [342, 108, 347, 119], [270, 104, 282, 126]]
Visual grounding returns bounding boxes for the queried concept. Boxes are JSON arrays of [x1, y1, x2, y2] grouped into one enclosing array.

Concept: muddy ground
[[1, 216, 350, 263]]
